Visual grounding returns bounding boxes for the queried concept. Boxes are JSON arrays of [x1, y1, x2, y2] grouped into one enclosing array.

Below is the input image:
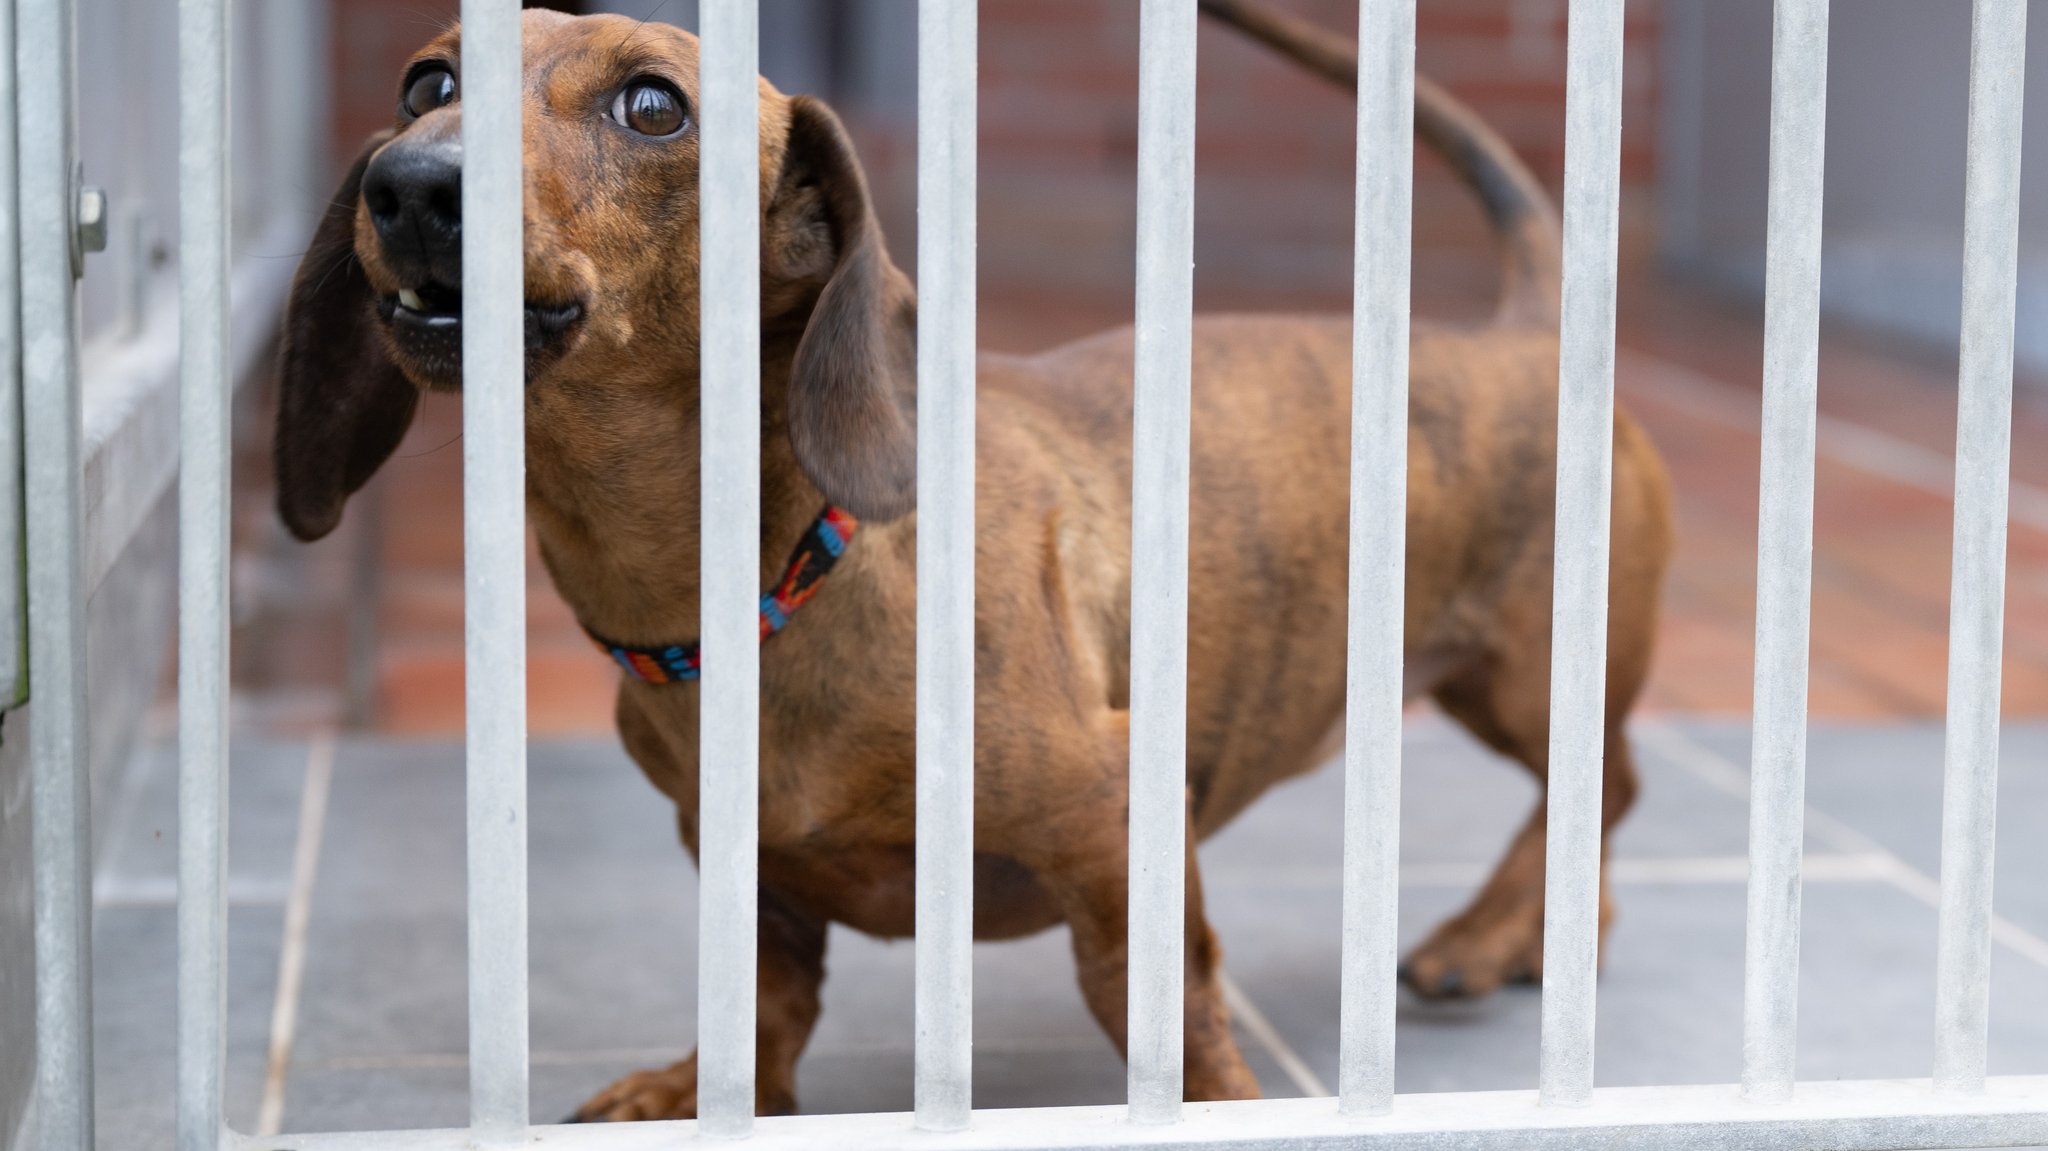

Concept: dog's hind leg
[[567, 885, 828, 1121], [1403, 631, 1644, 1001], [1037, 777, 1262, 1103]]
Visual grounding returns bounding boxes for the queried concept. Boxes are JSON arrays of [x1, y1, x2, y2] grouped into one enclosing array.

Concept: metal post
[[178, 0, 233, 1147], [1337, 0, 1414, 1120], [915, 0, 977, 1133], [1127, 0, 1197, 1127], [262, 0, 330, 230], [1538, 0, 1625, 1111], [1741, 0, 1828, 1105], [0, 0, 21, 707], [20, 0, 91, 1146], [461, 0, 530, 1137], [1934, 0, 2027, 1099], [697, 0, 761, 1136]]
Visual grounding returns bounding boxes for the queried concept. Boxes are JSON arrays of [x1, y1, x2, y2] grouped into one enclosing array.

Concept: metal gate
[[20, 0, 2048, 1147]]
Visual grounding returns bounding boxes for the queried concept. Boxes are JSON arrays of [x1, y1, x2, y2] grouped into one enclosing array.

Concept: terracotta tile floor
[[227, 274, 2048, 735]]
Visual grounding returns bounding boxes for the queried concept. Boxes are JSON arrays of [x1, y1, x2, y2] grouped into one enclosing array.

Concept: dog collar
[[584, 505, 859, 684]]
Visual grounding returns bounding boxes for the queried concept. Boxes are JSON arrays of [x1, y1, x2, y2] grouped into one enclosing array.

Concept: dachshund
[[274, 0, 1672, 1119]]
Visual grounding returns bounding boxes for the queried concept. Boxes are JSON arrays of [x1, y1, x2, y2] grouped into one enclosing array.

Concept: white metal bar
[[698, 0, 761, 1136], [235, 1076, 2048, 1151], [915, 0, 977, 1133], [1934, 0, 2028, 1099], [0, 0, 21, 706], [1337, 0, 1414, 1119], [21, 0, 90, 1145], [263, 0, 331, 231], [1538, 0, 1625, 1110], [461, 0, 530, 1137], [177, 0, 233, 1145], [1741, 0, 1829, 1105], [1127, 0, 1197, 1127]]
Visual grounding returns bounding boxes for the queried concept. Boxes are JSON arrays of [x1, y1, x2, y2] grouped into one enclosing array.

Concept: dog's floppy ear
[[769, 96, 917, 522], [275, 130, 419, 542]]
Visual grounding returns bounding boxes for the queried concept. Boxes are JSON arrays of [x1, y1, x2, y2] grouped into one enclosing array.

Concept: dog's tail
[[1197, 0, 1563, 328]]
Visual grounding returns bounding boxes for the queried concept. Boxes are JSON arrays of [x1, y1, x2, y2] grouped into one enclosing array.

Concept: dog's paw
[[566, 1056, 700, 1122], [1398, 920, 1543, 1001], [564, 1053, 800, 1123]]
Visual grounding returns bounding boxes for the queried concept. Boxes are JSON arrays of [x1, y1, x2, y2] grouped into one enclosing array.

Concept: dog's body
[[276, 3, 1671, 1120]]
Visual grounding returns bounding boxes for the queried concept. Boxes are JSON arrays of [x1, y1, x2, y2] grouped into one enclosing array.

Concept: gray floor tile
[[87, 719, 2048, 1144], [91, 905, 279, 1146]]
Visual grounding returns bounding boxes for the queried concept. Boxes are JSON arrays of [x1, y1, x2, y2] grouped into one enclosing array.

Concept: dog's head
[[277, 10, 915, 541]]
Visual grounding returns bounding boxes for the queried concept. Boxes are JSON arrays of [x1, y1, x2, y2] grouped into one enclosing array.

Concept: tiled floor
[[227, 274, 2048, 735], [89, 719, 2048, 1143]]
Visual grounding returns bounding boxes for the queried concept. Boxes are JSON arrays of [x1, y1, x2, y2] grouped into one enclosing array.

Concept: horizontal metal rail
[[233, 1076, 2048, 1151]]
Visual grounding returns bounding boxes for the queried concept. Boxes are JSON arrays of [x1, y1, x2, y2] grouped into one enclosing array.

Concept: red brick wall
[[330, 0, 457, 169], [324, 0, 1660, 323], [969, 0, 1661, 318]]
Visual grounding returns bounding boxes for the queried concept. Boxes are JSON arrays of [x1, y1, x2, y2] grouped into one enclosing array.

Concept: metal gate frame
[[21, 0, 2047, 1148]]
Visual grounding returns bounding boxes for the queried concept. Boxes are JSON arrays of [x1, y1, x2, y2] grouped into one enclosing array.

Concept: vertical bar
[[264, 0, 330, 228], [914, 0, 976, 1133], [1934, 0, 2027, 1098], [697, 0, 760, 1137], [0, 0, 21, 707], [1337, 0, 1414, 1119], [461, 0, 529, 1136], [1741, 0, 1828, 1105], [20, 0, 90, 1147], [1127, 0, 1197, 1127], [1537, 0, 1624, 1110], [178, 0, 233, 1145]]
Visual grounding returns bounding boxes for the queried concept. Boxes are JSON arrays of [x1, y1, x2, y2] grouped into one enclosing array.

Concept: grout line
[[1634, 721, 2048, 973], [1217, 969, 1332, 1099], [1205, 853, 1891, 892], [256, 732, 338, 1137], [1619, 347, 2048, 536]]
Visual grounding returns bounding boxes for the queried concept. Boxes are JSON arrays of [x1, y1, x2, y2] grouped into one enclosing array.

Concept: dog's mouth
[[375, 278, 587, 387]]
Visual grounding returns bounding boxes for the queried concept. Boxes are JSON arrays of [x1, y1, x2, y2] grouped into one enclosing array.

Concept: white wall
[[1661, 0, 2048, 377]]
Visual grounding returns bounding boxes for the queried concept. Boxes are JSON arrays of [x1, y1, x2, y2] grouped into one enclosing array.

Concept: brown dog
[[275, 1, 1671, 1119]]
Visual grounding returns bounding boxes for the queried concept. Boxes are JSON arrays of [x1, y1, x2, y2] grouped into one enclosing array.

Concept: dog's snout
[[362, 140, 463, 267]]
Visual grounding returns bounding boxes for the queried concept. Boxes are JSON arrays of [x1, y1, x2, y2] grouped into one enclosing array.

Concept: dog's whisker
[[395, 430, 463, 460]]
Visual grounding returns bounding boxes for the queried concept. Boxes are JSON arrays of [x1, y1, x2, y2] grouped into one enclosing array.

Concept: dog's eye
[[402, 66, 457, 118], [611, 80, 687, 137]]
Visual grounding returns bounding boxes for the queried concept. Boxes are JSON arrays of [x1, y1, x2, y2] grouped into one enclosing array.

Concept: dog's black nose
[[362, 139, 463, 267]]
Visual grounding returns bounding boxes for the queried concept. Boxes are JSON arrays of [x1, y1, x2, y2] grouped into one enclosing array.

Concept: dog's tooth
[[398, 288, 426, 311]]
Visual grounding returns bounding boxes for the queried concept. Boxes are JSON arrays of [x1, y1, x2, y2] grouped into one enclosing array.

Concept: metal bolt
[[75, 185, 108, 256]]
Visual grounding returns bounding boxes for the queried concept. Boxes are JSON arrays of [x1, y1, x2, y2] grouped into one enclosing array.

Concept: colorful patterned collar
[[584, 505, 858, 685]]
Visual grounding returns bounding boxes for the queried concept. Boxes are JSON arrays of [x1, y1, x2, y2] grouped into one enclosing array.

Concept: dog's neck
[[523, 338, 835, 648]]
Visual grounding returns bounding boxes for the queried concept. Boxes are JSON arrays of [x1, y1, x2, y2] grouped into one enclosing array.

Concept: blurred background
[[257, 0, 2048, 736], [14, 0, 2048, 1146]]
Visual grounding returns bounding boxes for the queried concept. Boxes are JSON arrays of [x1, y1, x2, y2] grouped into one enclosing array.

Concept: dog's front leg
[[1045, 812, 1262, 1104], [568, 886, 827, 1121]]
